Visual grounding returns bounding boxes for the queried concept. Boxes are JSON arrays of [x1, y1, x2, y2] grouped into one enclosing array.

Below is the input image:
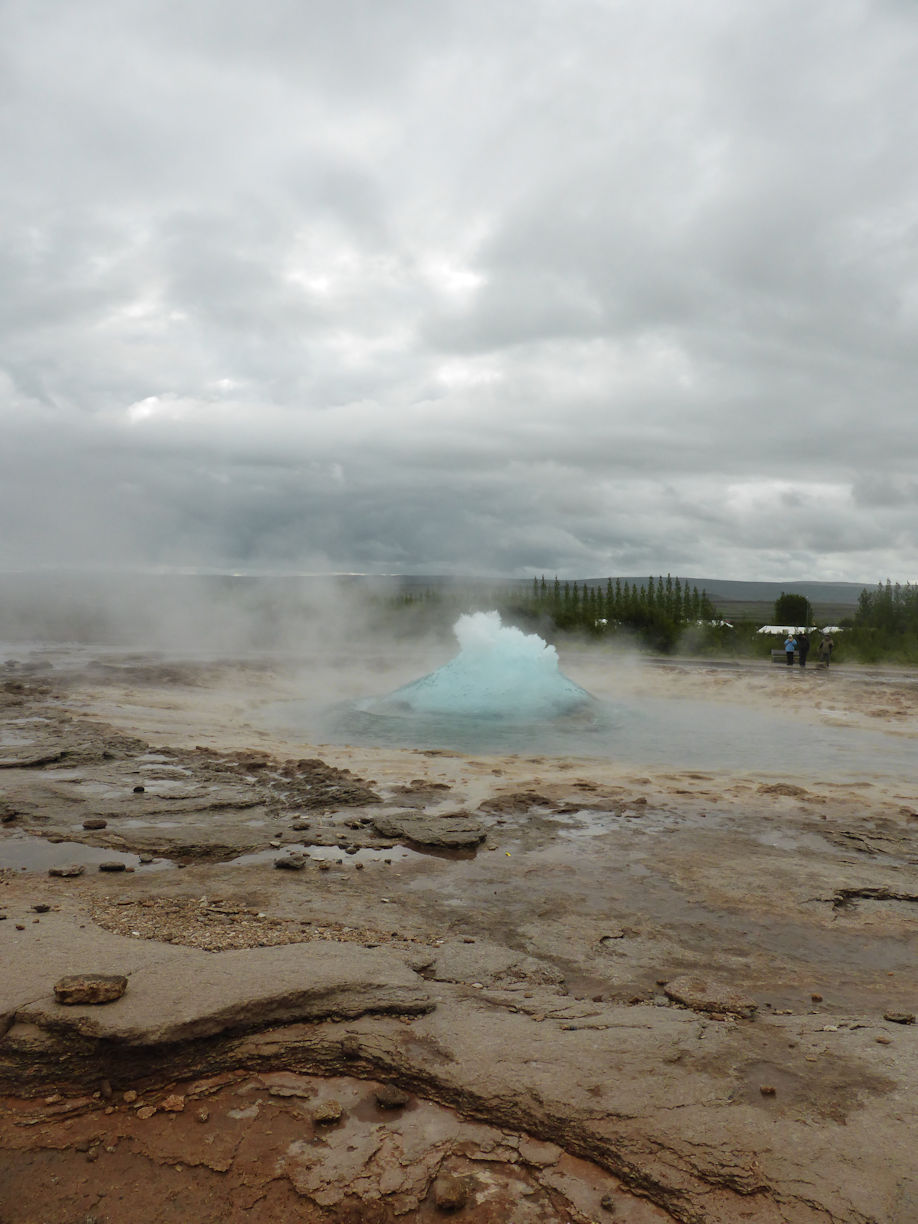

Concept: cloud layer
[[3, 0, 918, 580]]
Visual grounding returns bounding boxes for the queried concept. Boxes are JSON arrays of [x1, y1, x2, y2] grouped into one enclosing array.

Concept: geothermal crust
[[1, 651, 918, 1223]]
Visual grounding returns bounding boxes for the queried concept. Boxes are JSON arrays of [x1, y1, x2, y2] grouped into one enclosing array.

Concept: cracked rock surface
[[2, 650, 918, 1222]]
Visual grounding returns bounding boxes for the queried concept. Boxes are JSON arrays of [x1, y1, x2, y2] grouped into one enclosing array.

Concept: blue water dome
[[370, 611, 594, 720]]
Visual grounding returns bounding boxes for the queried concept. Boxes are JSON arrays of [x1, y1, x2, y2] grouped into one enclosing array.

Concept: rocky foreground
[[1, 655, 917, 1223]]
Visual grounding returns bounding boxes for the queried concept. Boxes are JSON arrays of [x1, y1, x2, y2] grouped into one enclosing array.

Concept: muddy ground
[[1, 646, 917, 1223]]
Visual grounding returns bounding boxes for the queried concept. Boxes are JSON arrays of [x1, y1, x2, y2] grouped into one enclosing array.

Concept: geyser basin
[[364, 611, 594, 721]]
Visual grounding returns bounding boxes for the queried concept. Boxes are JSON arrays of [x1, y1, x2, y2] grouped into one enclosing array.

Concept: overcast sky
[[2, 0, 917, 582]]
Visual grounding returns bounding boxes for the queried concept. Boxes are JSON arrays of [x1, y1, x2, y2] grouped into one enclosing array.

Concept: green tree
[[774, 592, 812, 626]]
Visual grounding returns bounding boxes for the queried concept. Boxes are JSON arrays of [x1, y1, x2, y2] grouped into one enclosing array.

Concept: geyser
[[368, 611, 594, 720]]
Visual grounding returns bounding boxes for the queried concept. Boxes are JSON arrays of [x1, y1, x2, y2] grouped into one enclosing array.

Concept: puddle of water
[[228, 842, 419, 867], [260, 694, 918, 784], [0, 834, 174, 873], [127, 778, 199, 794]]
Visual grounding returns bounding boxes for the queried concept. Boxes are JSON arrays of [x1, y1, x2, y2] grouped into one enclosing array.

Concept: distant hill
[[654, 578, 866, 605]]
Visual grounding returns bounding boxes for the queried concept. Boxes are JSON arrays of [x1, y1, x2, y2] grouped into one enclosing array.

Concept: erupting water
[[368, 611, 593, 720]]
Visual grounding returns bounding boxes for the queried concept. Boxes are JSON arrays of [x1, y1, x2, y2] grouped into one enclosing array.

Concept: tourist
[[819, 635, 835, 668], [784, 633, 797, 666], [797, 631, 810, 668]]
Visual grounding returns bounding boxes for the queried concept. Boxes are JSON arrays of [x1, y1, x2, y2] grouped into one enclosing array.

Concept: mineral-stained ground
[[1, 646, 917, 1223]]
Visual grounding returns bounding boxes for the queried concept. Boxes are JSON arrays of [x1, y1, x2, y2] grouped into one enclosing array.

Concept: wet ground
[[2, 644, 918, 1222]]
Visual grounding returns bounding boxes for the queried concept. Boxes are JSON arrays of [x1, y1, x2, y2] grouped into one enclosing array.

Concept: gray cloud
[[2, 0, 918, 582]]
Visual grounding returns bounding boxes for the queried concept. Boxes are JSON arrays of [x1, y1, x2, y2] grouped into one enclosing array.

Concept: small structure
[[756, 625, 817, 636]]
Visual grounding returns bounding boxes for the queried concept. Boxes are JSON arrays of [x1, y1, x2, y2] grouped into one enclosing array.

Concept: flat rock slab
[[431, 939, 565, 988], [4, 913, 432, 1044], [371, 811, 486, 848], [53, 974, 127, 1005], [663, 975, 758, 1019]]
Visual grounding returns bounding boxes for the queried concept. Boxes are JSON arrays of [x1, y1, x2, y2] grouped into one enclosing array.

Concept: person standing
[[819, 635, 834, 668], [797, 631, 810, 668], [784, 633, 797, 665]]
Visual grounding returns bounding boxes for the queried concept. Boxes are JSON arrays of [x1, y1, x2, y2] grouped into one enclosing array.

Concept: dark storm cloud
[[2, 0, 918, 580]]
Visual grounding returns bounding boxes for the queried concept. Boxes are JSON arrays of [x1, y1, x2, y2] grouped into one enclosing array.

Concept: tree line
[[844, 579, 918, 662], [520, 575, 716, 635], [391, 575, 718, 652], [389, 575, 918, 662]]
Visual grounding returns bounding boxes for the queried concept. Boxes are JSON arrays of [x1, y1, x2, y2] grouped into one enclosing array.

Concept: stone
[[32, 904, 51, 913], [133, 786, 145, 793], [53, 974, 128, 1005], [274, 854, 306, 870], [136, 1105, 157, 1119], [433, 1173, 468, 1212], [663, 976, 757, 1019], [161, 1094, 185, 1112], [883, 1011, 915, 1024], [372, 811, 486, 849], [98, 861, 127, 873], [311, 1098, 343, 1125], [49, 864, 85, 877], [82, 818, 108, 830], [375, 1083, 410, 1110]]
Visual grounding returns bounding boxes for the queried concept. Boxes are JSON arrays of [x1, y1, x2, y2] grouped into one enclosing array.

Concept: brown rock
[[433, 1173, 468, 1212], [136, 1105, 157, 1119], [883, 1011, 915, 1025], [83, 818, 108, 830], [49, 864, 85, 877], [340, 1035, 361, 1060], [372, 811, 486, 849], [53, 974, 128, 1005], [98, 861, 127, 873], [663, 975, 757, 1019], [161, 1094, 185, 1112], [311, 1098, 343, 1125], [375, 1083, 410, 1110], [274, 854, 306, 870]]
